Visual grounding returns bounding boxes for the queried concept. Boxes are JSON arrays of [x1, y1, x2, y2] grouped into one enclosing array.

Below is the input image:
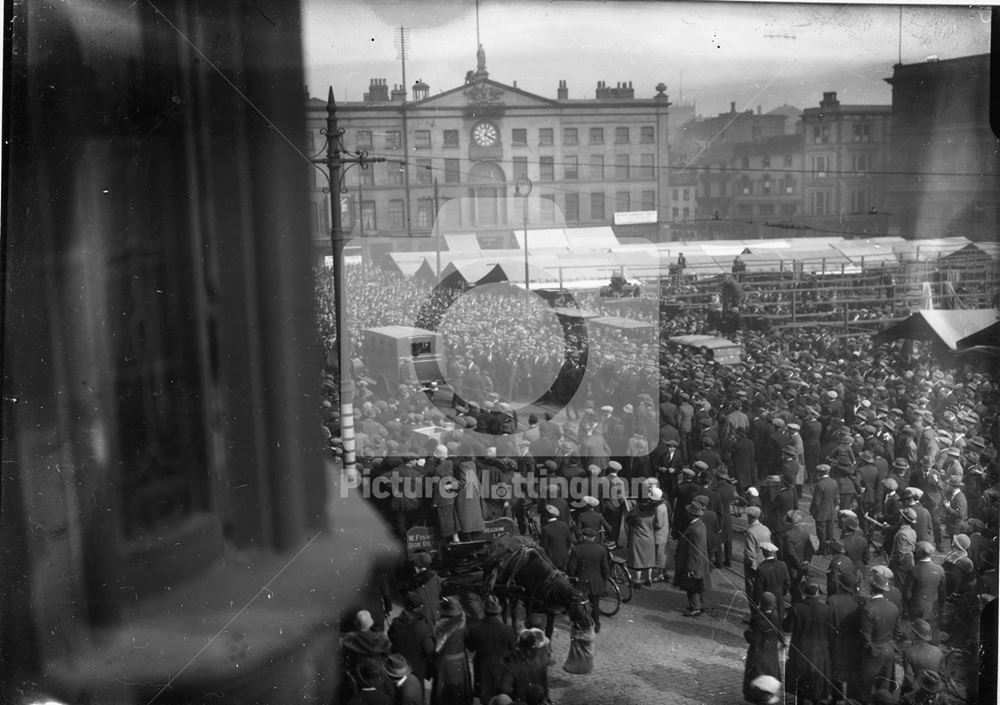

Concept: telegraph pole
[[316, 88, 384, 480]]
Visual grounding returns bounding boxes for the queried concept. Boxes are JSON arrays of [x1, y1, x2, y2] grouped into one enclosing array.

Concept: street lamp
[[313, 88, 384, 480], [515, 176, 532, 301]]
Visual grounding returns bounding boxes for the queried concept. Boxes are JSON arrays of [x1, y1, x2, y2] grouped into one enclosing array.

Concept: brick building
[[307, 46, 670, 254]]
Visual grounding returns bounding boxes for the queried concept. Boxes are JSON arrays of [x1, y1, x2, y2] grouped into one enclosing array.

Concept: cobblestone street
[[545, 549, 756, 705]]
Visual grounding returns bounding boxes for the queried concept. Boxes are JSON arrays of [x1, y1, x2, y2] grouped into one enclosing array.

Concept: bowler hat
[[899, 507, 917, 523], [383, 654, 413, 679], [686, 502, 704, 516], [892, 458, 909, 470], [910, 619, 934, 642]]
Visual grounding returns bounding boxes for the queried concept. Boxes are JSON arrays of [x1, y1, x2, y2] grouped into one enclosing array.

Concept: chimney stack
[[557, 79, 568, 100]]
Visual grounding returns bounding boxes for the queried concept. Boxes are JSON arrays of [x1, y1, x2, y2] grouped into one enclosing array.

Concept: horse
[[480, 534, 591, 632]]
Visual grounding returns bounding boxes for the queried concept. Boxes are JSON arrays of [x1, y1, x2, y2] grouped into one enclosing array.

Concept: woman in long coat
[[650, 487, 671, 583], [742, 591, 782, 701], [626, 497, 657, 587], [431, 597, 472, 705], [454, 457, 486, 540]]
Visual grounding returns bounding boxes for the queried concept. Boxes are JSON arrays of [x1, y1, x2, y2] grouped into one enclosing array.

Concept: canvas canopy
[[873, 308, 1000, 351]]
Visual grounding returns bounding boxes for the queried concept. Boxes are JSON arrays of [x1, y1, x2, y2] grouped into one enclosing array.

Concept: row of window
[[352, 154, 658, 187], [809, 154, 872, 177], [808, 190, 870, 215], [346, 190, 657, 231], [807, 122, 876, 145], [738, 176, 798, 195], [740, 155, 796, 169], [350, 125, 656, 150]]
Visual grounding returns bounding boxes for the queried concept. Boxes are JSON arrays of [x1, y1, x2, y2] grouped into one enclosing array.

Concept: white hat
[[545, 504, 560, 517], [649, 487, 663, 501], [583, 495, 599, 507], [433, 444, 448, 459], [607, 461, 622, 472], [600, 405, 614, 413], [747, 487, 759, 497]]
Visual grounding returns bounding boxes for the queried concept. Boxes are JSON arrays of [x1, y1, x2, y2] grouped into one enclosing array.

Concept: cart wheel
[[612, 562, 633, 603], [598, 577, 621, 617]]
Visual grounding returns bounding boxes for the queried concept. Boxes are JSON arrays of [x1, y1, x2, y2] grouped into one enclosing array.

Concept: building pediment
[[410, 79, 560, 114]]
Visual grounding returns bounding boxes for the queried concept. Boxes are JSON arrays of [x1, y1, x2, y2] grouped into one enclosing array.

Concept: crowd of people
[[319, 261, 999, 705]]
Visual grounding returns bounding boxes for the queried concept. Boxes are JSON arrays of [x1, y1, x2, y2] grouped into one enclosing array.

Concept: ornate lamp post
[[515, 176, 532, 300], [313, 88, 384, 480]]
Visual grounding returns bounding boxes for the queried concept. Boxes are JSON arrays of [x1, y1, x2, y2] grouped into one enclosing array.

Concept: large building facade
[[884, 53, 999, 240], [306, 47, 670, 254], [800, 92, 892, 223]]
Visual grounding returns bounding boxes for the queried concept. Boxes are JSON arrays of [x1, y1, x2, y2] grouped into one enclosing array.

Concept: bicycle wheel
[[598, 577, 621, 617], [943, 648, 971, 696], [612, 562, 633, 603]]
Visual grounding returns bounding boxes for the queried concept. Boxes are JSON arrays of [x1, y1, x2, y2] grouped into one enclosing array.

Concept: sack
[[678, 571, 703, 593]]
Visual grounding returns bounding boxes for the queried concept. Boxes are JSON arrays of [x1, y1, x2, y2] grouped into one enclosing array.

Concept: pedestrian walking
[[626, 495, 657, 587], [677, 501, 711, 616]]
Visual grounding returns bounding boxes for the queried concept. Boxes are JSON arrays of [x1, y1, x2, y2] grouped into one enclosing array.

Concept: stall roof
[[873, 308, 1000, 350], [387, 252, 433, 277], [443, 233, 482, 254], [563, 226, 620, 250], [893, 237, 972, 260], [591, 316, 656, 330], [514, 228, 572, 250], [550, 307, 603, 319], [478, 260, 557, 284]]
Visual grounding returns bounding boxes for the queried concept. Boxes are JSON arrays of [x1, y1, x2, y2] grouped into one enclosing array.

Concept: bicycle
[[604, 540, 633, 604]]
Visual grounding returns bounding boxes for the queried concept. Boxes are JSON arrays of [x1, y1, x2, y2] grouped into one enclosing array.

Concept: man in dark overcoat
[[539, 505, 573, 571], [827, 572, 864, 699], [387, 592, 434, 685], [753, 542, 790, 625], [724, 425, 756, 491], [465, 594, 516, 704], [711, 466, 737, 567], [677, 502, 711, 616], [810, 463, 840, 554], [907, 541, 945, 621], [567, 527, 611, 632], [860, 572, 900, 700], [780, 510, 814, 603], [782, 580, 831, 705], [825, 538, 856, 597]]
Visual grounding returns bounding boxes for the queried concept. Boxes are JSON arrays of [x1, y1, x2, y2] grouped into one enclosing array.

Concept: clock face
[[473, 122, 498, 147]]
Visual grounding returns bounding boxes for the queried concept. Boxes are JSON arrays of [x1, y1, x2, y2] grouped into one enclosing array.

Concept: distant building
[[307, 46, 670, 253], [800, 91, 891, 234], [731, 134, 804, 221], [884, 54, 999, 240]]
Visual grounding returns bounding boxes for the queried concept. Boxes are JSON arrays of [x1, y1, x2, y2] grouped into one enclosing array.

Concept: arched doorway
[[467, 161, 507, 227]]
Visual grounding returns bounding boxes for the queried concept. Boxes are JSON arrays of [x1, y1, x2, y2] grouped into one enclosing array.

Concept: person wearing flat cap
[[539, 503, 573, 572], [381, 654, 423, 705], [890, 507, 919, 600], [783, 580, 832, 705], [676, 500, 711, 616], [942, 474, 968, 544], [567, 526, 610, 634], [464, 594, 516, 704], [780, 510, 814, 603], [901, 619, 943, 700], [810, 463, 840, 555], [753, 542, 790, 626], [908, 541, 945, 622], [574, 495, 612, 539], [827, 569, 864, 699], [860, 571, 900, 699]]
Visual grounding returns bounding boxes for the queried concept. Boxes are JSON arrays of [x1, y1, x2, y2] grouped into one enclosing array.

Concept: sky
[[302, 1, 991, 117]]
